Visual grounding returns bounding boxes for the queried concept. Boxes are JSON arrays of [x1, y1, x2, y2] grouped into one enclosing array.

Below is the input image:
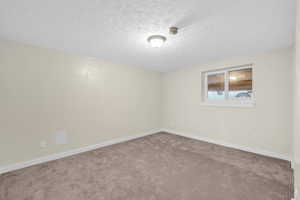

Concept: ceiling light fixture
[[147, 35, 166, 48]]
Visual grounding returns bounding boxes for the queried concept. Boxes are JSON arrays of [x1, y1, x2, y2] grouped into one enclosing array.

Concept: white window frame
[[202, 64, 254, 107]]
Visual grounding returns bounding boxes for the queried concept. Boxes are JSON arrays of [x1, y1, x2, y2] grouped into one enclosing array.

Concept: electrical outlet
[[40, 141, 47, 148], [55, 131, 67, 145]]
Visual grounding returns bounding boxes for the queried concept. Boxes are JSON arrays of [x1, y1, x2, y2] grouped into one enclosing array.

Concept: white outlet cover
[[55, 131, 67, 145], [40, 141, 47, 148]]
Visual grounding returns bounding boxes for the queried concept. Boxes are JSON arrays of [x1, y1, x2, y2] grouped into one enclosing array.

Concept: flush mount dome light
[[147, 35, 166, 48]]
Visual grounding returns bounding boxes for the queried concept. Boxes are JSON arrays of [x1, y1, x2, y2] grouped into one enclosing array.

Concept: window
[[202, 65, 253, 106]]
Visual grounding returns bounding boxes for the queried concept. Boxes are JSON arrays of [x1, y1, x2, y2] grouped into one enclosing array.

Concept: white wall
[[162, 48, 293, 158], [0, 38, 295, 178], [0, 40, 161, 166], [294, 0, 300, 197]]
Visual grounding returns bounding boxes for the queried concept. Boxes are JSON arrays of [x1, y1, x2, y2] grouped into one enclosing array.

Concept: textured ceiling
[[0, 0, 296, 71]]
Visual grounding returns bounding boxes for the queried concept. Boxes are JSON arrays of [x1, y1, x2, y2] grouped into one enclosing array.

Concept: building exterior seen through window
[[203, 65, 253, 106]]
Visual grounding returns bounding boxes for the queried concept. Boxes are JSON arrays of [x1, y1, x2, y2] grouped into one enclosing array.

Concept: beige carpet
[[0, 132, 294, 200]]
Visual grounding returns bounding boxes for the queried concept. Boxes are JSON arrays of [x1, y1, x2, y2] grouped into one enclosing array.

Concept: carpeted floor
[[0, 132, 294, 200]]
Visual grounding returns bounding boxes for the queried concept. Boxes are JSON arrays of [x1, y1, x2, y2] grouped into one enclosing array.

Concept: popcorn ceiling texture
[[0, 132, 294, 200], [0, 0, 295, 71]]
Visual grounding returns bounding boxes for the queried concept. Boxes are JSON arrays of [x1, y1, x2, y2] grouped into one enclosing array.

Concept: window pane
[[207, 73, 225, 100], [228, 68, 252, 100]]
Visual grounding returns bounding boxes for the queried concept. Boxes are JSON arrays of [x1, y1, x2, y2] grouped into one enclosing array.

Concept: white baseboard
[[162, 129, 291, 161], [0, 129, 160, 175]]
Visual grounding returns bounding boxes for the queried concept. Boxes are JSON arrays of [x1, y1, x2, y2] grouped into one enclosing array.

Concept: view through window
[[203, 65, 253, 105]]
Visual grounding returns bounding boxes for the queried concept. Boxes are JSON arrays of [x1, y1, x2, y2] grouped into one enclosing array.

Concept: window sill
[[200, 102, 255, 108]]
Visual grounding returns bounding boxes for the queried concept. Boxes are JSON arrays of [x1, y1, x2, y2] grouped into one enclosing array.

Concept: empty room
[[1, 0, 300, 199]]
